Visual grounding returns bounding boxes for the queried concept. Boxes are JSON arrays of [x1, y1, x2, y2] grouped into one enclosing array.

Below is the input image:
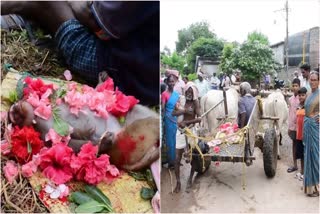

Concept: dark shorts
[[288, 130, 297, 141], [296, 140, 304, 160]]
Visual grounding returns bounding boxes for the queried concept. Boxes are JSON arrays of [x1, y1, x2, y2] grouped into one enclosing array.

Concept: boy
[[287, 78, 301, 173], [295, 87, 307, 180]]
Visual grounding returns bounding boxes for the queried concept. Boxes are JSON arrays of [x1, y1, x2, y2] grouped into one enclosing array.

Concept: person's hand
[[179, 121, 186, 128]]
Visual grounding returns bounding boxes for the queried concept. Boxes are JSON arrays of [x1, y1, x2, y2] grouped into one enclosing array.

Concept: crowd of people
[[161, 64, 319, 197], [287, 64, 319, 197]]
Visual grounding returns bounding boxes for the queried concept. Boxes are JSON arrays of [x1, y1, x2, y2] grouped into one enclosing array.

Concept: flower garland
[[1, 75, 135, 199]]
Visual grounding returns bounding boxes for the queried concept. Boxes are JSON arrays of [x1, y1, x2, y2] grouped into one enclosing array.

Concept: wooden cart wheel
[[263, 128, 278, 178]]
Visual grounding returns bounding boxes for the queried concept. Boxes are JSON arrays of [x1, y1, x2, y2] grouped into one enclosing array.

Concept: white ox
[[262, 90, 288, 158], [200, 88, 239, 133]]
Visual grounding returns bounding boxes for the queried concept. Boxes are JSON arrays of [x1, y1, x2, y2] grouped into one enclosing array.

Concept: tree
[[175, 21, 216, 54], [186, 37, 224, 72], [161, 51, 186, 74], [219, 42, 238, 75], [247, 31, 269, 45]]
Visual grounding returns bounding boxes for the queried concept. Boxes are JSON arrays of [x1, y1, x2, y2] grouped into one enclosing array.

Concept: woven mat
[[1, 71, 153, 213]]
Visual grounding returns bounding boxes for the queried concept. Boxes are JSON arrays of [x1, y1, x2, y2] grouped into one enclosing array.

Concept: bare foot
[[186, 180, 192, 192], [174, 182, 181, 193]]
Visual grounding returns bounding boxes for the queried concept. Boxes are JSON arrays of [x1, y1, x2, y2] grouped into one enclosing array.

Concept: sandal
[[307, 192, 319, 197], [287, 166, 298, 173]]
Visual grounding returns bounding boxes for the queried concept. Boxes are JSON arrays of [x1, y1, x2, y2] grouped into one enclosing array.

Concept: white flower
[[44, 183, 69, 199]]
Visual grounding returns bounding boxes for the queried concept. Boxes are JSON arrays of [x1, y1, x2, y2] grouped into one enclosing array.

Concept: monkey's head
[[9, 101, 35, 127]]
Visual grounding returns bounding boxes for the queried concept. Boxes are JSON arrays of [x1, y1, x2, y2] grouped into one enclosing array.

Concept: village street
[[161, 126, 320, 213]]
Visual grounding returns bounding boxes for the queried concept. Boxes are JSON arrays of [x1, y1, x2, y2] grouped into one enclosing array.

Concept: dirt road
[[161, 129, 319, 213]]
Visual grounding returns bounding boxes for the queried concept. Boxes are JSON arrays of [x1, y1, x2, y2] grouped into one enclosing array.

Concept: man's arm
[[238, 98, 247, 128]]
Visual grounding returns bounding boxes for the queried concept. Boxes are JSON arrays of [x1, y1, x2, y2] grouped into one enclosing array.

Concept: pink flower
[[213, 146, 220, 153], [215, 162, 220, 167], [63, 70, 72, 81], [64, 90, 85, 116], [3, 160, 19, 184], [21, 156, 39, 178], [106, 164, 120, 177], [34, 103, 52, 120], [26, 92, 41, 107], [56, 98, 62, 105], [71, 142, 113, 185], [39, 144, 73, 184], [45, 129, 62, 145], [1, 140, 11, 155], [67, 82, 78, 91]]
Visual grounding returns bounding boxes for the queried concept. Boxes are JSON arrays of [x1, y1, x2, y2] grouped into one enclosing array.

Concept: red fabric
[[296, 108, 305, 140], [161, 91, 170, 104]]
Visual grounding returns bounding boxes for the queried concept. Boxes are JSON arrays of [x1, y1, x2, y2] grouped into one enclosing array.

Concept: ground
[[161, 124, 319, 213]]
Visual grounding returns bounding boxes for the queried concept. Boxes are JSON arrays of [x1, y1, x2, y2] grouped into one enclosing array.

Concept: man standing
[[210, 72, 220, 90], [194, 70, 210, 99], [238, 82, 256, 128], [300, 63, 311, 92]]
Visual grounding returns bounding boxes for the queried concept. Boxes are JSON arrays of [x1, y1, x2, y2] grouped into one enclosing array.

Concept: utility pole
[[285, 0, 289, 74], [274, 0, 289, 80]]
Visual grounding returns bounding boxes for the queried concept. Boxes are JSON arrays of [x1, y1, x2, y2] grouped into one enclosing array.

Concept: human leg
[[174, 148, 183, 193], [287, 131, 298, 173]]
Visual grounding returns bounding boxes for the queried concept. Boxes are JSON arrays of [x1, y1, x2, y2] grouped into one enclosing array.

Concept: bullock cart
[[183, 90, 280, 178]]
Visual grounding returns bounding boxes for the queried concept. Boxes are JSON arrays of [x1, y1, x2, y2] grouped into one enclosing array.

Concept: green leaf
[[70, 191, 95, 205], [140, 187, 155, 200], [53, 117, 69, 136], [84, 185, 113, 212], [75, 200, 105, 213], [8, 90, 18, 103], [146, 169, 156, 190], [128, 171, 147, 181], [27, 142, 32, 154]]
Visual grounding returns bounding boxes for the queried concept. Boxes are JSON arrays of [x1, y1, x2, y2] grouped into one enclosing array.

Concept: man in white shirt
[[300, 64, 311, 93], [194, 71, 210, 99], [210, 72, 220, 90]]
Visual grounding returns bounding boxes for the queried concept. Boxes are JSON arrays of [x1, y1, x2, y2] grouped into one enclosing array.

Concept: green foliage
[[186, 37, 224, 72], [176, 21, 216, 54], [161, 51, 186, 74], [221, 40, 276, 82], [140, 187, 155, 200], [247, 31, 269, 45], [187, 73, 198, 81], [52, 107, 70, 136], [8, 90, 18, 104], [219, 42, 238, 75]]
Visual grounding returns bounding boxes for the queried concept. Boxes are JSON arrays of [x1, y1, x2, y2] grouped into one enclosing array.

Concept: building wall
[[272, 43, 284, 65]]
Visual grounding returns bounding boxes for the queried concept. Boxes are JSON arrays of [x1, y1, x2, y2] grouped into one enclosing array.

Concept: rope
[[183, 125, 250, 188]]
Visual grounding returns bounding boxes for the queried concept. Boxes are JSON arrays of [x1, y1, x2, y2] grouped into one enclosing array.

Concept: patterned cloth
[[55, 19, 103, 85], [303, 89, 319, 194], [288, 95, 300, 131]]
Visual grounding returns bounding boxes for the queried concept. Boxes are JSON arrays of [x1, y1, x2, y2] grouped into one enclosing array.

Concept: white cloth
[[210, 76, 220, 88], [174, 78, 185, 95], [300, 77, 311, 93], [194, 79, 210, 98], [221, 76, 231, 87], [176, 131, 187, 149], [231, 74, 237, 83]]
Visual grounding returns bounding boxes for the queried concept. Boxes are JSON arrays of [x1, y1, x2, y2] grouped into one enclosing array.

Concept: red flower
[[108, 90, 139, 117], [11, 126, 44, 164], [23, 77, 54, 98], [39, 143, 73, 184], [96, 78, 114, 92], [70, 142, 113, 185]]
